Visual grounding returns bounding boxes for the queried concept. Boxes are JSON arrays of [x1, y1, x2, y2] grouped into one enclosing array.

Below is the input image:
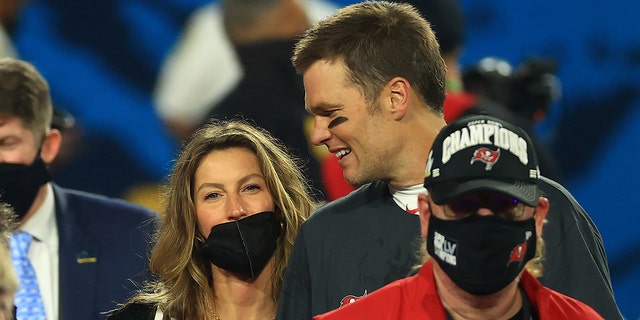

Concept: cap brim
[[428, 179, 539, 207]]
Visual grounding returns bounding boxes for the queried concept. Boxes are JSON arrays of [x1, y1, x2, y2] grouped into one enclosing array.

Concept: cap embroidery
[[470, 147, 500, 170], [441, 121, 528, 165], [425, 151, 434, 178], [507, 231, 533, 265]]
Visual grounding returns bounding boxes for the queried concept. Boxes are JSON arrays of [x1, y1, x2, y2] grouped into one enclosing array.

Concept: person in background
[[204, 0, 325, 201], [154, 0, 337, 140], [420, 0, 562, 182], [0, 57, 158, 319], [0, 203, 18, 320], [314, 114, 603, 320], [0, 0, 27, 58], [462, 56, 564, 181], [277, 2, 622, 319], [107, 119, 315, 320], [0, 2, 84, 181]]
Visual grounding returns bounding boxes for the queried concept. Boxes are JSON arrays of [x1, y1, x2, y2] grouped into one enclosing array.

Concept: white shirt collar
[[388, 184, 426, 215], [20, 183, 57, 243]]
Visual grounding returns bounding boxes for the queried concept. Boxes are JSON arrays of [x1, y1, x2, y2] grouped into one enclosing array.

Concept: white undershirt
[[388, 184, 425, 215], [19, 183, 59, 320]]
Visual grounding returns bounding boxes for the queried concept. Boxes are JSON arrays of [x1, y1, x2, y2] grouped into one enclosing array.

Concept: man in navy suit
[[0, 57, 159, 319]]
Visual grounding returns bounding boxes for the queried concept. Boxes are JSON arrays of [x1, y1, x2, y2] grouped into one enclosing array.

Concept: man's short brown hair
[[292, 1, 446, 115], [0, 58, 53, 142]]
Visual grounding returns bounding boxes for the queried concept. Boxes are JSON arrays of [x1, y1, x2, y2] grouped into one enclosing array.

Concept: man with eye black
[[276, 2, 622, 320]]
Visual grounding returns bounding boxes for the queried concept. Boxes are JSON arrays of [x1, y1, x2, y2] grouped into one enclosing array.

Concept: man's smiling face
[[303, 59, 396, 186]]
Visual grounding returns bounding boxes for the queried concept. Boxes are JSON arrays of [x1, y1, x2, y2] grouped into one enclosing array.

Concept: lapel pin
[[76, 250, 97, 264]]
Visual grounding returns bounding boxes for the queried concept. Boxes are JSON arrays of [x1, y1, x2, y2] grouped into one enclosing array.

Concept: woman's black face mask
[[200, 211, 281, 279]]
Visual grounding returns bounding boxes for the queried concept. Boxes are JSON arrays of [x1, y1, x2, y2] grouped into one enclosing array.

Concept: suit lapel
[[54, 185, 100, 319]]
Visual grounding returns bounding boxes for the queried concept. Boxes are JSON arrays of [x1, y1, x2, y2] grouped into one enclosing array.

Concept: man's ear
[[533, 197, 549, 237], [386, 77, 410, 121], [418, 193, 432, 238], [40, 129, 62, 165]]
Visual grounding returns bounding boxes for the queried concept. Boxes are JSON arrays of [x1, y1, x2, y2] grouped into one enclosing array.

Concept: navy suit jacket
[[52, 184, 158, 320]]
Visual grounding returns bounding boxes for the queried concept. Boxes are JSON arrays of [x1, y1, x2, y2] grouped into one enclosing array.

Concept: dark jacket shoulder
[[53, 184, 157, 219], [53, 183, 159, 235], [313, 180, 388, 214]]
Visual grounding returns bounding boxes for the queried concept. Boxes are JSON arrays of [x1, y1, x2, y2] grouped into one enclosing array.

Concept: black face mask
[[426, 214, 536, 295], [201, 211, 281, 279], [0, 157, 51, 220]]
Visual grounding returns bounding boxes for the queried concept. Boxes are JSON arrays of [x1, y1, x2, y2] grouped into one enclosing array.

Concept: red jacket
[[314, 260, 603, 320]]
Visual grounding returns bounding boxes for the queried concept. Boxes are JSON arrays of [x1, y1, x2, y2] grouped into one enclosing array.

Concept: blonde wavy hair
[[127, 119, 315, 319], [0, 203, 18, 320]]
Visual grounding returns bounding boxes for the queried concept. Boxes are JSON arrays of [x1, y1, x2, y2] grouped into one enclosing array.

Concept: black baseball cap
[[424, 114, 541, 206]]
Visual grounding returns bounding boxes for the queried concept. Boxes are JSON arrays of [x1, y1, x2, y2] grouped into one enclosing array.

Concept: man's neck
[[387, 108, 446, 189]]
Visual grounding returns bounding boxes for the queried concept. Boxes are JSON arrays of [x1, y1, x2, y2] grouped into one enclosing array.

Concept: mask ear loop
[[273, 205, 286, 230]]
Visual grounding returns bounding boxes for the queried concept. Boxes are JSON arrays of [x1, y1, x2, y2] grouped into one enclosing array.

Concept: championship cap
[[424, 114, 541, 206]]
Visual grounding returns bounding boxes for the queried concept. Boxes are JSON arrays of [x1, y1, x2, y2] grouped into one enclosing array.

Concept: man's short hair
[[292, 1, 446, 115], [0, 58, 53, 141]]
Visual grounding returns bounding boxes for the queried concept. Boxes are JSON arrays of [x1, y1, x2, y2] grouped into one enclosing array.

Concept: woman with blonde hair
[[108, 119, 316, 320], [0, 203, 18, 320]]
